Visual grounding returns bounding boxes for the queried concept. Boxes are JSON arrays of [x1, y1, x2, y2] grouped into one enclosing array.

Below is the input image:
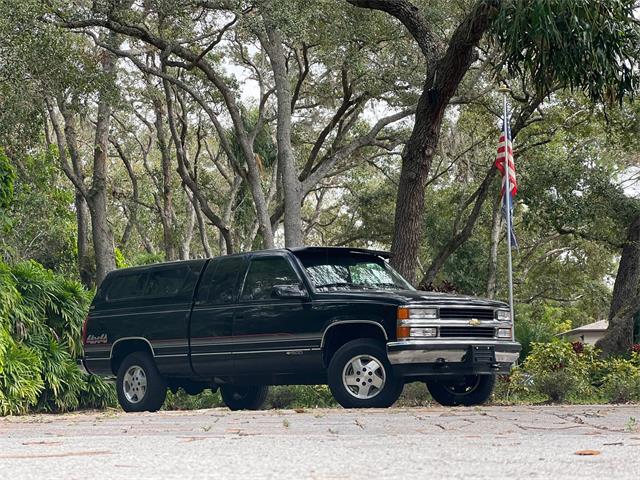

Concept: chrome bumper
[[387, 340, 521, 365]]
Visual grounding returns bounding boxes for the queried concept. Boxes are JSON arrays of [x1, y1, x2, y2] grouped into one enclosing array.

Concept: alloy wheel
[[341, 354, 386, 399]]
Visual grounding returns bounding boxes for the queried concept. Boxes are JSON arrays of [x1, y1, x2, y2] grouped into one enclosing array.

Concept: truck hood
[[315, 289, 508, 308]]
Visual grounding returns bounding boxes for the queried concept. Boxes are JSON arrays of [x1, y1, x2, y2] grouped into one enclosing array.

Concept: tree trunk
[[486, 193, 503, 299], [153, 100, 179, 260], [60, 104, 94, 288], [194, 198, 212, 257], [596, 213, 640, 356], [90, 36, 118, 285], [391, 137, 438, 284], [76, 194, 93, 288], [380, 1, 499, 284], [261, 21, 304, 247], [181, 196, 196, 260]]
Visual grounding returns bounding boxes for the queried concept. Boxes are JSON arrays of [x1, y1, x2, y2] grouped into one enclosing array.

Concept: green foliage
[[0, 259, 115, 415], [504, 340, 640, 404], [515, 305, 573, 359], [114, 247, 129, 269], [600, 358, 640, 403], [522, 340, 586, 401], [0, 337, 44, 415], [163, 388, 225, 411], [494, 0, 639, 103], [164, 385, 338, 410], [1, 148, 77, 272], [0, 148, 14, 230], [267, 385, 337, 409], [0, 148, 14, 210]]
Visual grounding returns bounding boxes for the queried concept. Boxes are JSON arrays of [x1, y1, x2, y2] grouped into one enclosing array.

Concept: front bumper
[[387, 340, 521, 377]]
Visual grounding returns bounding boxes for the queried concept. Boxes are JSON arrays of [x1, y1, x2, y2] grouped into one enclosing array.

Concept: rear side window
[[144, 267, 189, 297], [201, 256, 245, 305], [105, 263, 202, 302], [107, 273, 148, 301]]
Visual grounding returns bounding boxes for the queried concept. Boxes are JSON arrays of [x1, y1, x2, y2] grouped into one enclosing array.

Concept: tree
[[348, 0, 640, 283], [597, 214, 640, 355]]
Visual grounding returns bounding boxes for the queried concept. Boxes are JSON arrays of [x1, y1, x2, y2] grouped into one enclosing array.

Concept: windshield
[[294, 251, 414, 292]]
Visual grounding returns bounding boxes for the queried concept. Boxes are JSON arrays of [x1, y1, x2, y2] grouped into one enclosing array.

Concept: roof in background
[[558, 320, 609, 336]]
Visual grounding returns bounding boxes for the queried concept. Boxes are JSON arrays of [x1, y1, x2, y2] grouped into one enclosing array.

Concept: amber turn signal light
[[397, 325, 411, 338]]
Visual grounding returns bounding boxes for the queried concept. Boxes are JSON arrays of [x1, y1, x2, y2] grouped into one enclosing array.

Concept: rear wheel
[[426, 374, 495, 406], [220, 385, 269, 411], [116, 352, 167, 412], [328, 339, 403, 408]]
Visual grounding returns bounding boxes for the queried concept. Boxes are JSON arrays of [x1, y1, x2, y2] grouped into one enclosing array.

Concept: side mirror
[[272, 284, 308, 300]]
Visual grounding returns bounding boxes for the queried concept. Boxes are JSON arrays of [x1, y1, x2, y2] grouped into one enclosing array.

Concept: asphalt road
[[1, 405, 639, 479]]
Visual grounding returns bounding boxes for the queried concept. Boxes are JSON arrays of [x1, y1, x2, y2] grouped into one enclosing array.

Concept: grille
[[439, 307, 495, 321], [439, 327, 495, 338]]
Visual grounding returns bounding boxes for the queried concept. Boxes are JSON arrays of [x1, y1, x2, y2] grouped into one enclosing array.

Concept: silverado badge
[[86, 333, 108, 345], [468, 318, 481, 326]]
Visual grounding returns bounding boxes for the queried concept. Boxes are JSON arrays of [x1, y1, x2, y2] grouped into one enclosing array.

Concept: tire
[[220, 385, 269, 411], [327, 339, 403, 409], [426, 374, 496, 406], [116, 352, 167, 412]]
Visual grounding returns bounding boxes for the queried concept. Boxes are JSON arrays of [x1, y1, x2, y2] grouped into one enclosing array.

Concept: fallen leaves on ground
[[574, 450, 601, 456]]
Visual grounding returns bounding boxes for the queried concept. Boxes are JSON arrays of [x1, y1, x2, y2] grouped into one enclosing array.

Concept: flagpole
[[499, 86, 516, 337]]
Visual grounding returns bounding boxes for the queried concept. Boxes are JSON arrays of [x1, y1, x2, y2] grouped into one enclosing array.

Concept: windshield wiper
[[372, 282, 403, 290], [315, 282, 356, 289], [315, 282, 380, 290]]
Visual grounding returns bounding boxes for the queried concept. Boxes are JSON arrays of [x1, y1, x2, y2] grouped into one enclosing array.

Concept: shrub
[[601, 359, 640, 403], [0, 260, 116, 415], [267, 385, 337, 409], [0, 337, 44, 415], [163, 389, 224, 410], [523, 340, 587, 402]]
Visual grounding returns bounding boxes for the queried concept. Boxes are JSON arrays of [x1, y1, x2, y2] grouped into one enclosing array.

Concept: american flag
[[495, 118, 518, 248]]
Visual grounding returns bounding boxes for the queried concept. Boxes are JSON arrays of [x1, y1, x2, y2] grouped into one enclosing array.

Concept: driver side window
[[241, 256, 299, 301]]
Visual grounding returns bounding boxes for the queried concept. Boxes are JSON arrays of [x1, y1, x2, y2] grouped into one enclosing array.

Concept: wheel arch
[[321, 321, 388, 367], [110, 337, 155, 375]]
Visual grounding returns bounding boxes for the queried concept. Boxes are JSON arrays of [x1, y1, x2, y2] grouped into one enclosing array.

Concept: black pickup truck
[[80, 247, 520, 411]]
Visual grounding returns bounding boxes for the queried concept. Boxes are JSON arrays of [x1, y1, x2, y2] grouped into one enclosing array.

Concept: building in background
[[557, 320, 609, 345]]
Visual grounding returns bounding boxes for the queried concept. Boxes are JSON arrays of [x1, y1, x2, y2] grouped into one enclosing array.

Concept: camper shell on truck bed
[[80, 247, 520, 412]]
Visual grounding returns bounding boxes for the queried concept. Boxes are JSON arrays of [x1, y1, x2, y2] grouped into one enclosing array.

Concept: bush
[[267, 385, 337, 409], [601, 358, 640, 403], [502, 339, 640, 405], [0, 260, 115, 415], [163, 388, 225, 410], [522, 340, 586, 402]]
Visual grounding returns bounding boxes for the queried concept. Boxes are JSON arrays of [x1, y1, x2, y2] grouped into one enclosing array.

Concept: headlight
[[409, 327, 437, 337], [397, 306, 438, 320], [497, 328, 512, 338], [397, 326, 438, 339], [496, 310, 511, 321], [397, 307, 439, 339]]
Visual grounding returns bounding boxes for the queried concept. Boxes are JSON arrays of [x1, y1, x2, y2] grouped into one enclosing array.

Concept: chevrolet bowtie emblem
[[469, 318, 481, 326]]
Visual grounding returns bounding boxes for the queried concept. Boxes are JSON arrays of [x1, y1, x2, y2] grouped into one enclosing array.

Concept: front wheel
[[116, 352, 167, 412], [426, 374, 495, 406], [328, 339, 403, 408], [220, 385, 269, 411]]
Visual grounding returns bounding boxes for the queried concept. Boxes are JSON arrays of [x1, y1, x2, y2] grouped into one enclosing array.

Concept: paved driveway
[[1, 405, 639, 479]]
